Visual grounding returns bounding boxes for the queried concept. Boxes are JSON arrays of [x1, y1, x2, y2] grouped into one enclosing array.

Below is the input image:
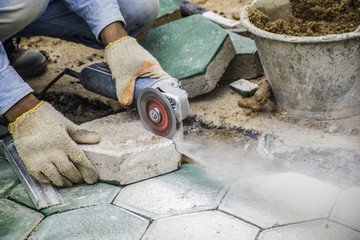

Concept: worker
[[0, 0, 169, 187]]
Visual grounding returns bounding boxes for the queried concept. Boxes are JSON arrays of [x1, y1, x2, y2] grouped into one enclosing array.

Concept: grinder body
[[79, 62, 189, 139]]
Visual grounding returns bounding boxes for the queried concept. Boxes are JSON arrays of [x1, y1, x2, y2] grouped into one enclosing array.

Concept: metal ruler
[[1, 140, 64, 209]]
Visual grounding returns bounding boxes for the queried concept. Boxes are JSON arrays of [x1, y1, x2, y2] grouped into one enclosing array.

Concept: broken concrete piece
[[230, 79, 259, 97], [238, 79, 276, 112], [223, 31, 264, 80], [141, 14, 236, 98], [80, 112, 182, 185]]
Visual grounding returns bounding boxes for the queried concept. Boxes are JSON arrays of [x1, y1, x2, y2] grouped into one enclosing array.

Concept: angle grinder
[[79, 62, 189, 139]]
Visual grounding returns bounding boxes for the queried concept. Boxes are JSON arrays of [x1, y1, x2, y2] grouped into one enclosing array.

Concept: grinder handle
[[79, 62, 155, 104]]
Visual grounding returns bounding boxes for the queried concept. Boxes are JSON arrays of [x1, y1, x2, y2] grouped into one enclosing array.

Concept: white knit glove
[[8, 101, 99, 187], [105, 36, 169, 106]]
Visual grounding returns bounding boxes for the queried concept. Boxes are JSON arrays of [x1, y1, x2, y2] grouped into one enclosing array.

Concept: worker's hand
[[105, 36, 169, 106], [8, 101, 99, 187]]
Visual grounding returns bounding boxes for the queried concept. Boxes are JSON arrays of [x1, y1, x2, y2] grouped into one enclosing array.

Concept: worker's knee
[[118, 0, 159, 36], [0, 0, 48, 41]]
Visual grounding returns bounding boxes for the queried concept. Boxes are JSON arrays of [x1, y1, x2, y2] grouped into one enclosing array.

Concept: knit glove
[[8, 101, 99, 187], [105, 36, 169, 106]]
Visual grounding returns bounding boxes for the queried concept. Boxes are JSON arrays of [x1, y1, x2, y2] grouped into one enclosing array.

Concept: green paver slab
[[141, 14, 236, 98], [219, 172, 341, 228], [158, 0, 180, 18], [330, 187, 360, 231], [113, 164, 229, 220], [29, 204, 149, 240], [0, 158, 18, 198], [223, 31, 264, 80], [142, 210, 259, 240], [258, 220, 360, 240], [0, 199, 44, 240], [9, 183, 121, 216]]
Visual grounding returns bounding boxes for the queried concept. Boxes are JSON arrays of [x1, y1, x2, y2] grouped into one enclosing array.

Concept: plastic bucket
[[240, 0, 360, 119]]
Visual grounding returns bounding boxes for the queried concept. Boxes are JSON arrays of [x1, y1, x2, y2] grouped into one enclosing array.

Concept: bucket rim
[[240, 1, 360, 43]]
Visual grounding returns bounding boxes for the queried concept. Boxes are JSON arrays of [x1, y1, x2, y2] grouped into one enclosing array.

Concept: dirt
[[186, 0, 252, 20], [249, 0, 360, 36]]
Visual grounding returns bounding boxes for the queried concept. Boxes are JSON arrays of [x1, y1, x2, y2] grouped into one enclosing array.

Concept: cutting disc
[[137, 88, 177, 138]]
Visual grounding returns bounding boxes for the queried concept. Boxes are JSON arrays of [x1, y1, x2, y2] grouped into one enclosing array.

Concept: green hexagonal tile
[[113, 164, 229, 219], [158, 0, 180, 18], [141, 14, 231, 80], [29, 204, 149, 240], [8, 183, 121, 216], [0, 158, 18, 199], [142, 211, 259, 240], [0, 199, 44, 240]]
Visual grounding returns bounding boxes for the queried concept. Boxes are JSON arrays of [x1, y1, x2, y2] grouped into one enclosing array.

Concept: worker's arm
[[0, 42, 34, 117], [1, 41, 99, 188]]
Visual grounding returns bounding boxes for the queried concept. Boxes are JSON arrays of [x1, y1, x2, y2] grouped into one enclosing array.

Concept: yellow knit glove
[[105, 36, 169, 106], [8, 101, 99, 187]]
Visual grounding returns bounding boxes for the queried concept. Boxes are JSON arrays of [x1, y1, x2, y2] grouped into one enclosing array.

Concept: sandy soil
[[186, 0, 251, 20]]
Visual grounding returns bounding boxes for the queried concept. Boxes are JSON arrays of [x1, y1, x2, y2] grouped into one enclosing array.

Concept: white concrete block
[[258, 220, 360, 240], [219, 172, 341, 228], [330, 187, 360, 231], [80, 112, 182, 185]]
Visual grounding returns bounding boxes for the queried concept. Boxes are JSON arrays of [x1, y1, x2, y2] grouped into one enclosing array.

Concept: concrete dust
[[175, 139, 285, 182]]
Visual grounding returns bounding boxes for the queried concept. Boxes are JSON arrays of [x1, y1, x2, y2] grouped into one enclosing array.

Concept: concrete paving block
[[29, 204, 149, 240], [142, 210, 259, 240], [219, 172, 341, 228], [8, 182, 121, 216], [258, 220, 360, 240], [0, 199, 44, 240], [80, 112, 182, 185], [141, 14, 236, 98], [157, 0, 181, 26], [330, 187, 360, 231], [136, 0, 181, 40], [223, 31, 264, 80], [0, 157, 18, 198], [113, 164, 229, 220]]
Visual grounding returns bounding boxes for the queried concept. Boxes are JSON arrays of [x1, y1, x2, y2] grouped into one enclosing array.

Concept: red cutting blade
[[137, 88, 177, 138]]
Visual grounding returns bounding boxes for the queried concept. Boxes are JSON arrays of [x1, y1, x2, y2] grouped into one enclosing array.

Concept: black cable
[[36, 68, 81, 100]]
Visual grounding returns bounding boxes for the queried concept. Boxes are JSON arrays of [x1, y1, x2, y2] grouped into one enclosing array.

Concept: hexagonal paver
[[223, 31, 264, 80], [29, 204, 149, 240], [219, 172, 341, 228], [8, 183, 121, 216], [80, 112, 182, 185], [0, 157, 18, 198], [330, 187, 360, 231], [0, 199, 44, 240], [141, 14, 236, 98], [158, 0, 180, 19], [113, 164, 229, 219], [258, 220, 360, 240], [142, 210, 259, 240]]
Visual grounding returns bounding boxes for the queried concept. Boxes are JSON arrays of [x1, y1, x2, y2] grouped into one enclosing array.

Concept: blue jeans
[[1, 0, 159, 48]]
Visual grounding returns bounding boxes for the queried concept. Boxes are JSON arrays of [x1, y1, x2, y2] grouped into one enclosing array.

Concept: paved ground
[[1, 154, 360, 239]]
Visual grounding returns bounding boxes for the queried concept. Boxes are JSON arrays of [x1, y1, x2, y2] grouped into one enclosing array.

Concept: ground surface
[[18, 35, 360, 189]]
